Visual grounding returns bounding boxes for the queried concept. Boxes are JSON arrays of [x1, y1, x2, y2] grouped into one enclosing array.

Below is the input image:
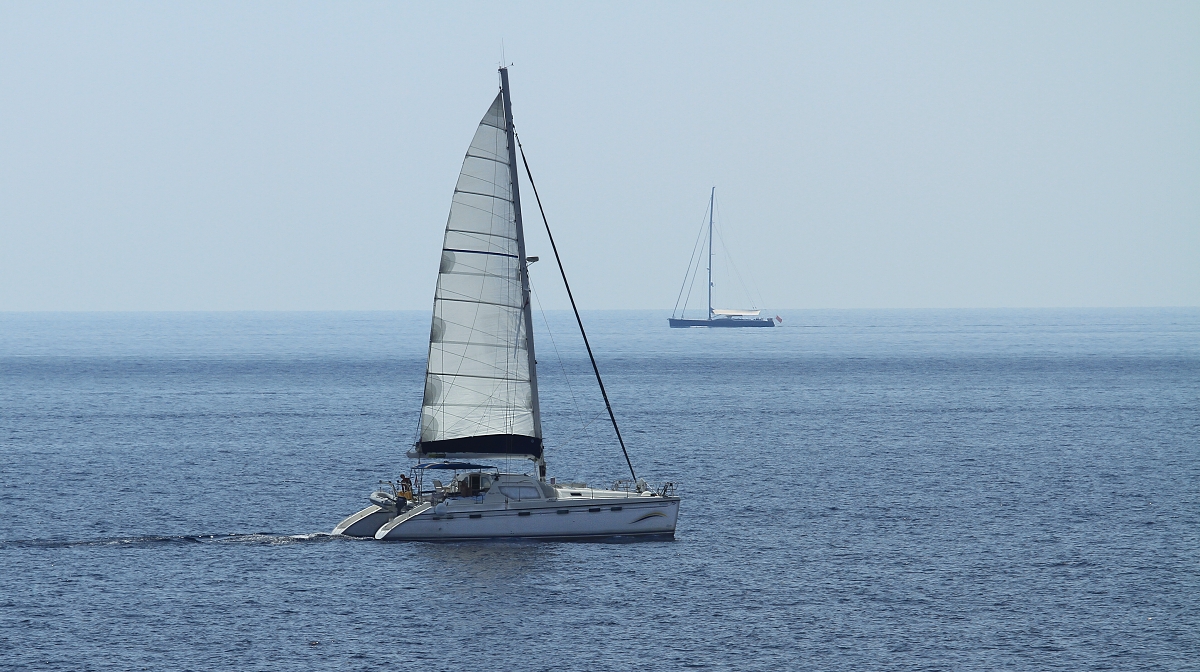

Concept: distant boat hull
[[669, 317, 775, 328]]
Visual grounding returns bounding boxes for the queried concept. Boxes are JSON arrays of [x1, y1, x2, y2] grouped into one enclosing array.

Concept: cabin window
[[499, 485, 542, 501], [452, 473, 492, 497]]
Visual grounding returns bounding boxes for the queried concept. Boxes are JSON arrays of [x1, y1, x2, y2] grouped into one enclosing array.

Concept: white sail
[[416, 92, 541, 458]]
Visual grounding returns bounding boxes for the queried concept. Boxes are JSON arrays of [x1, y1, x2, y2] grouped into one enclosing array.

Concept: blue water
[[1, 309, 1197, 670]]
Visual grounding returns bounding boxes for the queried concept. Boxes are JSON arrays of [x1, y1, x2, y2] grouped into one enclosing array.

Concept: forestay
[[414, 92, 543, 460]]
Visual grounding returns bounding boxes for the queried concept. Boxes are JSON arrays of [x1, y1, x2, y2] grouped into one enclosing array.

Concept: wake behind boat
[[333, 67, 679, 541]]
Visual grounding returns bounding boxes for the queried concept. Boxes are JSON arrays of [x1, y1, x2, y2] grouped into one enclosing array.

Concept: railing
[[611, 479, 679, 497]]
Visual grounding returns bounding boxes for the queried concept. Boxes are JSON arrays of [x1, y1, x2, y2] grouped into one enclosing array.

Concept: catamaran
[[332, 67, 679, 541], [668, 188, 778, 328]]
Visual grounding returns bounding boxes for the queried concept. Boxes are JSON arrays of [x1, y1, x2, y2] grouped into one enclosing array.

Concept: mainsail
[[412, 82, 542, 460]]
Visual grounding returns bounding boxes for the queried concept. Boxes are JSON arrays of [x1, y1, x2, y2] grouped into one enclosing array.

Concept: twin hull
[[336, 494, 679, 541]]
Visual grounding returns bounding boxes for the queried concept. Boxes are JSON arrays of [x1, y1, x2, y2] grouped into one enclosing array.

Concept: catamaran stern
[[331, 504, 393, 538]]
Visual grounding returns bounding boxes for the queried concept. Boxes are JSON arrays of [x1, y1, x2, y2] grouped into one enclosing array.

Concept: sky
[[0, 1, 1197, 311]]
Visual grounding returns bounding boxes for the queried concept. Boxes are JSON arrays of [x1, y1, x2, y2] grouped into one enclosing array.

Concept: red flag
[[775, 315, 783, 323]]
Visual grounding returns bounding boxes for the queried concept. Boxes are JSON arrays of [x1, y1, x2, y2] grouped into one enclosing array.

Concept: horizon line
[[2, 306, 1198, 314]]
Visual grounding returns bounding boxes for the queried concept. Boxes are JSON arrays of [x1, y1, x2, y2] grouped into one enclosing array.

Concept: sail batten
[[415, 88, 542, 459], [458, 153, 506, 164], [433, 296, 524, 310], [441, 248, 519, 259], [454, 188, 510, 199], [445, 228, 519, 240]]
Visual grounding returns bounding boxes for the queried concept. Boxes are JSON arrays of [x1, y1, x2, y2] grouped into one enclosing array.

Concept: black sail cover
[[413, 91, 542, 460]]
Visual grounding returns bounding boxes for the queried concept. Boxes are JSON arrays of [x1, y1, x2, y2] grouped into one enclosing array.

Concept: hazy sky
[[1, 2, 1196, 311]]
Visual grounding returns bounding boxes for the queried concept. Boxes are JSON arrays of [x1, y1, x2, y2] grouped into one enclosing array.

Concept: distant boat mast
[[707, 186, 714, 322]]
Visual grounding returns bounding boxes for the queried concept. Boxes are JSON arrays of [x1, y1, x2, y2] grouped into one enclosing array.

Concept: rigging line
[[712, 198, 767, 310], [713, 201, 756, 308], [722, 195, 768, 310], [679, 246, 701, 318], [530, 278, 590, 452], [671, 205, 710, 318], [676, 221, 706, 318], [679, 197, 714, 318], [555, 407, 607, 452], [713, 225, 756, 309], [681, 199, 713, 315], [514, 133, 638, 483]]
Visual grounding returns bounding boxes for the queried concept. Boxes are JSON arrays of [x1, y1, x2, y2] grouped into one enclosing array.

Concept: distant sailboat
[[669, 188, 777, 328], [332, 67, 679, 541]]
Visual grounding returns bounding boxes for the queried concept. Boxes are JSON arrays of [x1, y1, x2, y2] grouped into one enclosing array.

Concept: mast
[[499, 67, 544, 465], [707, 186, 714, 321]]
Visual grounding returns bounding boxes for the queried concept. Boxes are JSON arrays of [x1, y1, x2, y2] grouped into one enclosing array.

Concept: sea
[[1, 309, 1197, 671]]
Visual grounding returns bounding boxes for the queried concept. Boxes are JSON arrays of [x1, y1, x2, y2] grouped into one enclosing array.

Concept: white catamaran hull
[[375, 496, 678, 541], [331, 504, 394, 538]]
